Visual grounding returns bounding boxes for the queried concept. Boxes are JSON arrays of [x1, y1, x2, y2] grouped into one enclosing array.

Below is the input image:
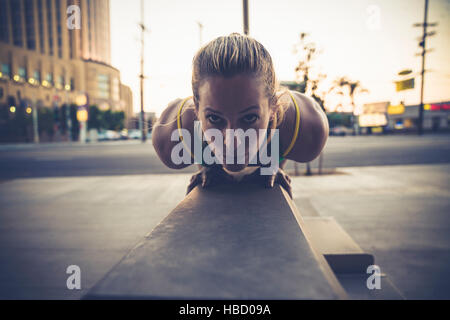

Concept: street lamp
[[76, 93, 89, 143]]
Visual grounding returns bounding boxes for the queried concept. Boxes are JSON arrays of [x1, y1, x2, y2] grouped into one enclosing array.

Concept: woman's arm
[[152, 97, 197, 169], [278, 91, 329, 163]]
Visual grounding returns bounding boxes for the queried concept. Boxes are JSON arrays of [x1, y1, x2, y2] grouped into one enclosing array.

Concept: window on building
[[70, 77, 75, 91], [57, 75, 64, 89], [38, 0, 45, 53], [55, 0, 62, 58], [0, 0, 9, 43], [46, 0, 53, 55], [98, 74, 110, 99], [1, 63, 11, 78], [34, 70, 41, 82], [67, 0, 74, 59], [112, 77, 120, 101], [24, 0, 36, 50], [18, 67, 27, 79], [11, 0, 23, 47], [46, 73, 53, 86]]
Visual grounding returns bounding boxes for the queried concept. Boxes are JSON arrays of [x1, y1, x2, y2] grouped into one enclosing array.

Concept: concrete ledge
[[303, 217, 374, 274], [85, 183, 347, 300], [336, 274, 405, 300]]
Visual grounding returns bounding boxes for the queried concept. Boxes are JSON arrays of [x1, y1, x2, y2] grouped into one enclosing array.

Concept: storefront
[[387, 102, 450, 132]]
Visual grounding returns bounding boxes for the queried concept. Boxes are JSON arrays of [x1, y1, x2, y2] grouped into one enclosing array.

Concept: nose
[[223, 128, 243, 152]]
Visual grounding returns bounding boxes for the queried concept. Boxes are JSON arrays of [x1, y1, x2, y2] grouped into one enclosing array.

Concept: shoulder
[[276, 89, 329, 161], [286, 90, 320, 112], [156, 97, 194, 126], [283, 90, 326, 127], [276, 90, 320, 128], [276, 89, 318, 111]]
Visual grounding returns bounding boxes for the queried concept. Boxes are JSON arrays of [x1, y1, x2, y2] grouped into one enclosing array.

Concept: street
[[0, 133, 449, 180]]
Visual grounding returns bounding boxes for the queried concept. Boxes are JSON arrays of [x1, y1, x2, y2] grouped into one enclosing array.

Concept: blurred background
[[0, 0, 449, 300]]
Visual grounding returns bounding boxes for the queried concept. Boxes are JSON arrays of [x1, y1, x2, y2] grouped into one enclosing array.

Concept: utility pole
[[139, 0, 147, 142], [32, 104, 39, 143], [197, 21, 203, 47], [414, 0, 437, 135], [243, 0, 249, 35]]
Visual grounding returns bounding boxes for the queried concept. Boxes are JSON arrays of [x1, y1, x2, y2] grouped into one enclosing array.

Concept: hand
[[186, 165, 293, 199], [241, 167, 292, 199], [265, 168, 292, 199], [186, 165, 233, 195]]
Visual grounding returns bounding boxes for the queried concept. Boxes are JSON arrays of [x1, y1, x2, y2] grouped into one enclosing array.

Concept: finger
[[186, 180, 195, 195], [187, 173, 201, 194], [190, 173, 198, 184], [277, 173, 293, 199], [278, 168, 291, 182], [265, 174, 276, 188], [201, 171, 208, 188], [284, 173, 291, 183], [202, 167, 216, 188]]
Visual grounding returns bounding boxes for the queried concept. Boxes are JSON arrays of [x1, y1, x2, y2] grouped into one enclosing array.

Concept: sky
[[109, 0, 450, 116]]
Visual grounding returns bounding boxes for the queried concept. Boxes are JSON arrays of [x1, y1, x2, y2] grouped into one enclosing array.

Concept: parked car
[[98, 130, 121, 141], [128, 130, 152, 140], [330, 126, 353, 136], [120, 129, 129, 140], [128, 129, 142, 140]]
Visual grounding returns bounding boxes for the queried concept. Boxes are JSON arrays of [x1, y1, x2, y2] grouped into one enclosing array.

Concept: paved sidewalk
[[0, 164, 449, 299], [0, 174, 188, 299], [292, 164, 450, 299]]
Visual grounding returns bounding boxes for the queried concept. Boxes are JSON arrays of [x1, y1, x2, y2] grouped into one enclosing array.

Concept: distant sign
[[398, 69, 412, 76], [395, 78, 415, 91], [360, 102, 388, 127], [388, 104, 405, 115], [359, 114, 387, 127], [362, 102, 389, 114], [430, 103, 450, 111]]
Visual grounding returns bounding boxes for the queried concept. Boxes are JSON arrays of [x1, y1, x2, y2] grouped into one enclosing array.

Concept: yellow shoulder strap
[[281, 91, 301, 158], [176, 97, 195, 159]]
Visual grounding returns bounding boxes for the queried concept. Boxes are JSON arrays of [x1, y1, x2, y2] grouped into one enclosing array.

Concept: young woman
[[152, 33, 329, 198]]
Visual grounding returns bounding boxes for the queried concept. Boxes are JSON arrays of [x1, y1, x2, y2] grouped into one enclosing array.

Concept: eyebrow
[[239, 105, 260, 114], [204, 107, 223, 114], [204, 105, 260, 115]]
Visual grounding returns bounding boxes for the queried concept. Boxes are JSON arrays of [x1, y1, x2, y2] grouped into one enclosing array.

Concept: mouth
[[223, 163, 248, 172]]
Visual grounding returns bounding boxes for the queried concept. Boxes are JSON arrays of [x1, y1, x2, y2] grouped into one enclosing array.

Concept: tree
[[88, 105, 102, 130], [328, 76, 369, 134], [89, 107, 125, 132], [293, 33, 328, 175]]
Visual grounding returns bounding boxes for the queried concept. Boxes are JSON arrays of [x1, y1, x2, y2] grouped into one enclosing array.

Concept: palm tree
[[293, 33, 327, 175], [328, 77, 369, 134]]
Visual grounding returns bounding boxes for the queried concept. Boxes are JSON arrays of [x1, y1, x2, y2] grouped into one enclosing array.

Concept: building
[[358, 101, 389, 133], [386, 102, 450, 132], [120, 83, 133, 128], [0, 0, 133, 141], [357, 101, 450, 133]]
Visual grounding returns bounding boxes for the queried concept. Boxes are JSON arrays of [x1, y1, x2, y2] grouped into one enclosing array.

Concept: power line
[[243, 0, 249, 35], [413, 0, 438, 135], [139, 0, 147, 142]]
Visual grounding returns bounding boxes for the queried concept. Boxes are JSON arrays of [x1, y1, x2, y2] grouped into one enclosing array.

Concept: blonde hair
[[192, 33, 287, 128]]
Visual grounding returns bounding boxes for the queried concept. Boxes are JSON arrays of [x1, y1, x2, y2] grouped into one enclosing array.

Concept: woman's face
[[196, 74, 274, 172]]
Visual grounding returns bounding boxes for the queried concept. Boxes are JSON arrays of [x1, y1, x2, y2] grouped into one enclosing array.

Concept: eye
[[206, 114, 223, 124], [242, 114, 259, 124]]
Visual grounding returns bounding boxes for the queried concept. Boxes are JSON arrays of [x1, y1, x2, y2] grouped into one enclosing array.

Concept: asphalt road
[[0, 133, 449, 180]]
